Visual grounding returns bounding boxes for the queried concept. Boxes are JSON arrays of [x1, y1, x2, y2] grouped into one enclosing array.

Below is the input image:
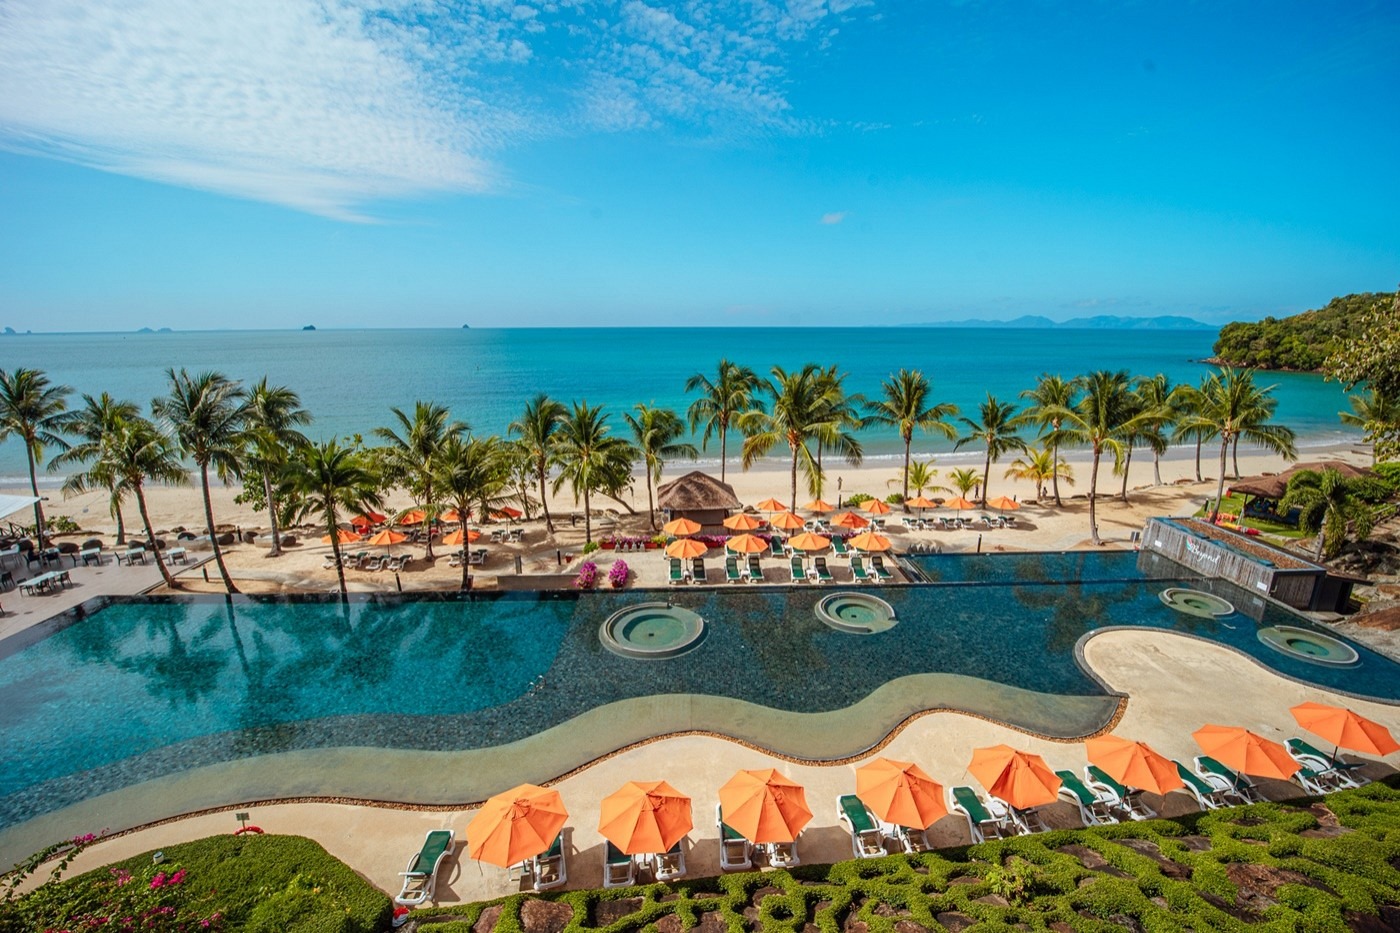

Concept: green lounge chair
[[603, 840, 635, 888], [1085, 765, 1156, 820], [851, 556, 872, 582], [668, 558, 685, 585], [725, 557, 743, 583], [1194, 756, 1262, 804], [746, 555, 764, 583], [812, 557, 834, 583], [790, 556, 809, 583], [832, 537, 848, 556], [870, 555, 894, 581], [1173, 760, 1229, 810], [1286, 738, 1366, 788], [837, 795, 885, 858], [395, 829, 455, 906], [716, 803, 752, 870], [1055, 770, 1118, 826], [531, 832, 567, 891], [770, 536, 786, 558], [949, 786, 1012, 843], [692, 557, 707, 584]]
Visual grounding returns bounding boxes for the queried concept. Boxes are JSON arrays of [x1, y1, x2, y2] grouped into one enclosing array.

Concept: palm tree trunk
[[136, 483, 178, 590], [1314, 521, 1326, 561], [1119, 447, 1133, 501], [200, 464, 239, 594], [461, 512, 471, 591], [1152, 451, 1162, 487], [263, 468, 282, 557], [645, 469, 656, 530], [901, 434, 912, 512], [538, 460, 555, 534], [1088, 448, 1102, 545], [789, 447, 799, 512], [25, 444, 45, 546], [719, 423, 727, 484], [113, 495, 127, 546], [1231, 436, 1240, 479], [423, 481, 435, 560], [1210, 440, 1230, 522], [583, 485, 592, 543], [329, 508, 347, 596], [1051, 436, 1063, 506], [1194, 437, 1203, 482], [981, 450, 991, 504]]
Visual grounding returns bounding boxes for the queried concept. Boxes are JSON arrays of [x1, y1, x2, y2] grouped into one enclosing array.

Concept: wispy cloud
[[820, 211, 846, 224]]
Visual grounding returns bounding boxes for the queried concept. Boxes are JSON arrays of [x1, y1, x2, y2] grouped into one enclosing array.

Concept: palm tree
[[1133, 374, 1183, 488], [955, 394, 1026, 504], [947, 467, 981, 499], [509, 394, 566, 533], [152, 369, 248, 593], [737, 365, 862, 511], [50, 393, 139, 545], [1176, 368, 1297, 523], [810, 365, 865, 497], [0, 368, 73, 545], [551, 401, 630, 543], [1171, 379, 1215, 483], [623, 404, 697, 529], [886, 458, 947, 498], [1340, 389, 1400, 463], [865, 369, 958, 509], [374, 401, 467, 560], [685, 359, 762, 484], [1045, 370, 1144, 546], [1279, 467, 1379, 560], [285, 440, 384, 595], [1016, 374, 1076, 506], [433, 435, 505, 590], [243, 379, 311, 557], [1003, 445, 1074, 501]]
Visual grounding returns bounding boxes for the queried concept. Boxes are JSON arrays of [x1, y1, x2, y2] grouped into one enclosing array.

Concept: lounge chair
[[691, 557, 707, 584], [469, 548, 487, 566], [395, 829, 455, 906], [1286, 738, 1367, 788], [725, 557, 743, 583], [1173, 761, 1230, 810], [716, 803, 752, 871], [949, 786, 1014, 843], [1055, 770, 1119, 826], [531, 832, 567, 891], [832, 537, 848, 556], [812, 557, 834, 584], [653, 839, 686, 882], [510, 528, 523, 543], [837, 795, 885, 859], [766, 840, 800, 869], [1292, 765, 1332, 795], [668, 558, 685, 585], [1194, 756, 1263, 805], [850, 556, 872, 582], [746, 555, 764, 583], [870, 555, 894, 581], [887, 823, 930, 854], [769, 536, 786, 559], [790, 556, 809, 583], [1085, 765, 1156, 820], [603, 841, 635, 889]]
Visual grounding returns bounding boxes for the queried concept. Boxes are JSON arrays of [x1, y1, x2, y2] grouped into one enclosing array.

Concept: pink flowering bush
[[573, 560, 599, 589], [608, 560, 629, 587]]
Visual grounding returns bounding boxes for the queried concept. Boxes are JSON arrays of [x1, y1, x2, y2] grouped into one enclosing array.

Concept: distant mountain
[[918, 314, 1214, 330]]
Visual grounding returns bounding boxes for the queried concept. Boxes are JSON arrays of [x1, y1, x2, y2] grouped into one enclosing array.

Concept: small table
[[80, 548, 103, 566], [117, 549, 148, 566], [167, 547, 188, 564]]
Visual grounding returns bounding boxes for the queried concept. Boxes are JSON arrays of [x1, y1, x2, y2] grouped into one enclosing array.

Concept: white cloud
[[821, 211, 846, 224]]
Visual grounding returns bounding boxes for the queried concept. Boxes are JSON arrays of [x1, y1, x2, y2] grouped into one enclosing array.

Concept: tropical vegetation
[[1212, 290, 1394, 372]]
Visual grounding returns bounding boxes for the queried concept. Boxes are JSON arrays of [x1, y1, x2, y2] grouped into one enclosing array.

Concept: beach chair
[[725, 556, 743, 583], [850, 556, 872, 582], [1085, 765, 1156, 820], [395, 829, 455, 906], [832, 537, 848, 556], [1291, 765, 1332, 795], [322, 554, 339, 570], [668, 558, 685, 585], [746, 555, 763, 583], [1286, 738, 1367, 788], [766, 839, 800, 869], [531, 832, 567, 891], [1172, 760, 1230, 810], [887, 822, 931, 854], [603, 841, 635, 889], [789, 556, 809, 583], [1194, 756, 1263, 805], [870, 555, 894, 581], [769, 536, 786, 559], [490, 528, 504, 543], [837, 795, 885, 859], [1055, 770, 1119, 826], [691, 557, 707, 584], [716, 804, 752, 871], [949, 786, 1014, 843], [812, 557, 834, 583], [510, 528, 523, 543], [469, 548, 487, 566], [448, 551, 463, 568], [653, 840, 685, 882]]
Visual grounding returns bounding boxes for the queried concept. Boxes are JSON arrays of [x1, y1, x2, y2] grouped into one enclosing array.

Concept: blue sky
[[0, 0, 1396, 331]]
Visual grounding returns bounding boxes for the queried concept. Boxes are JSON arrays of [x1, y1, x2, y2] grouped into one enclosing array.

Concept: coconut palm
[[947, 467, 981, 499], [0, 368, 73, 545], [886, 458, 947, 498], [285, 439, 384, 596], [810, 365, 865, 497], [152, 369, 248, 593], [685, 359, 763, 484], [1279, 467, 1380, 560], [954, 394, 1026, 504], [623, 404, 698, 529], [509, 394, 566, 533], [1340, 389, 1400, 463], [243, 379, 311, 557], [737, 365, 862, 512], [1044, 370, 1146, 546], [1004, 445, 1074, 501], [50, 393, 140, 545], [1133, 374, 1184, 487], [433, 435, 506, 590], [1176, 368, 1297, 523], [1016, 374, 1076, 506], [1171, 379, 1214, 483], [374, 401, 467, 560], [865, 369, 958, 509], [551, 402, 631, 543]]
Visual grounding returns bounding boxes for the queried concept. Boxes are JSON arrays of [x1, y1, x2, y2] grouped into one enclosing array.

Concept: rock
[[519, 898, 572, 933], [591, 898, 643, 927], [1117, 839, 1192, 879], [473, 904, 501, 933], [654, 915, 684, 933], [242, 531, 258, 543], [935, 912, 976, 932], [1224, 862, 1328, 912], [1057, 844, 1131, 877], [1345, 905, 1400, 931], [280, 534, 297, 547], [215, 533, 235, 545], [691, 911, 729, 933]]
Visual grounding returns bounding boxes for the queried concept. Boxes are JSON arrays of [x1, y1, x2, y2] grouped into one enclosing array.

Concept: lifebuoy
[[234, 826, 264, 835]]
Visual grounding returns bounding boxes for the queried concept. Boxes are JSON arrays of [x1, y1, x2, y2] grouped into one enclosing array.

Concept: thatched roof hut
[[1229, 460, 1369, 500], [656, 471, 741, 531]]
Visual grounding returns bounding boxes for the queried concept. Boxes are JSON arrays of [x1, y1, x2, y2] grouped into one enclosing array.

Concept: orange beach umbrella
[[942, 497, 977, 512], [754, 497, 788, 513], [803, 499, 835, 513], [441, 509, 463, 523], [862, 498, 892, 515], [829, 511, 870, 530], [1289, 702, 1399, 758], [985, 496, 1020, 512], [1192, 725, 1300, 780], [493, 506, 524, 521], [725, 533, 769, 554], [1085, 736, 1184, 795], [905, 496, 938, 510], [723, 513, 764, 531], [467, 784, 569, 868], [598, 781, 693, 855], [665, 538, 709, 559], [350, 511, 386, 528], [770, 511, 807, 531], [847, 532, 892, 552], [365, 528, 407, 547], [787, 532, 831, 552], [398, 509, 427, 526], [321, 529, 362, 545], [855, 758, 947, 829], [441, 528, 481, 546], [662, 517, 702, 537], [717, 769, 812, 843], [969, 745, 1062, 809]]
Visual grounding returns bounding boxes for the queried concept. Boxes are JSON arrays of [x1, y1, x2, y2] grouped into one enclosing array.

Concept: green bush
[[580, 541, 599, 555]]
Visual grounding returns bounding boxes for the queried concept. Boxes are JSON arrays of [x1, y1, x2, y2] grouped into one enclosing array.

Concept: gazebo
[[656, 471, 742, 533], [1228, 460, 1370, 525]]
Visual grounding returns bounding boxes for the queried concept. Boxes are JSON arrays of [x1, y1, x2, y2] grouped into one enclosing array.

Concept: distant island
[[135, 327, 174, 333], [1209, 290, 1396, 372], [303, 325, 316, 331], [917, 314, 1213, 330]]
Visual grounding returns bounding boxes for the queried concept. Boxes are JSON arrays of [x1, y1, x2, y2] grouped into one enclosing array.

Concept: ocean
[[0, 327, 1359, 482]]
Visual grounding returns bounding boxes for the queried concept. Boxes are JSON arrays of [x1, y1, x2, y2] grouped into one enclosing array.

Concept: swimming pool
[[1, 551, 1396, 838]]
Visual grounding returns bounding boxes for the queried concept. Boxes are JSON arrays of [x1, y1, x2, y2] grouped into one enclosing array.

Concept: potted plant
[[608, 560, 629, 589], [573, 560, 599, 590]]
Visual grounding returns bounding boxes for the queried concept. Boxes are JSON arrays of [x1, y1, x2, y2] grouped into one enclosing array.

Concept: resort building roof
[[1228, 460, 1370, 500], [656, 471, 741, 512]]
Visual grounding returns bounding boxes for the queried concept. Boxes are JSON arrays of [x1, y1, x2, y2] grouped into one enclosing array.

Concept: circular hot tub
[[1159, 587, 1235, 619], [815, 592, 898, 634], [1257, 625, 1360, 667], [600, 602, 706, 659]]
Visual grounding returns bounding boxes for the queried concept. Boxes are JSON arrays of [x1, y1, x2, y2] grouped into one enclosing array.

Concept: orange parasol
[[986, 496, 1020, 511], [725, 533, 769, 554], [493, 506, 524, 521], [862, 498, 892, 515], [829, 511, 870, 530], [717, 769, 812, 843], [968, 745, 1062, 809], [754, 498, 788, 513], [322, 529, 363, 544], [855, 758, 947, 829], [803, 498, 835, 513], [847, 531, 892, 552], [467, 784, 569, 868], [442, 528, 482, 546], [905, 496, 938, 510], [350, 511, 386, 527], [1085, 736, 1185, 795], [597, 780, 693, 855], [398, 509, 427, 526], [441, 508, 463, 523], [665, 538, 709, 559], [770, 511, 807, 531], [1289, 702, 1399, 758], [662, 517, 702, 536], [365, 528, 408, 547], [942, 497, 977, 512], [787, 532, 831, 552], [1192, 725, 1300, 780], [723, 513, 764, 531]]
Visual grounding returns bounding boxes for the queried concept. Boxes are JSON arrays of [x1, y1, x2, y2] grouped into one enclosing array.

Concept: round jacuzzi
[[1257, 625, 1360, 667], [815, 592, 898, 634], [600, 602, 706, 659], [1159, 587, 1235, 619]]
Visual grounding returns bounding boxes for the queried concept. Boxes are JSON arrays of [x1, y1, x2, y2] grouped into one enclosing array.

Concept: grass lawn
[[1194, 493, 1308, 540]]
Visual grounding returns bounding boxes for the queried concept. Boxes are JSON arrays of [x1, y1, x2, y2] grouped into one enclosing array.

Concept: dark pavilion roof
[[1228, 460, 1370, 499], [656, 471, 742, 511]]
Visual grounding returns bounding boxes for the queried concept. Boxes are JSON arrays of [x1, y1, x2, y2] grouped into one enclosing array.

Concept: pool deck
[[35, 628, 1400, 906]]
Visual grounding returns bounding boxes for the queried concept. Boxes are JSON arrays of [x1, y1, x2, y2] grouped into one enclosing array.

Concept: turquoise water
[[0, 327, 1358, 480], [1, 551, 1396, 831]]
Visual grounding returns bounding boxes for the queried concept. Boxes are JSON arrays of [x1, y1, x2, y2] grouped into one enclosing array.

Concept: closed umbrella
[[717, 769, 812, 843], [1289, 702, 1399, 759], [855, 758, 947, 829], [770, 511, 807, 531], [847, 532, 891, 552], [723, 513, 764, 531], [968, 745, 1062, 809], [598, 781, 693, 855], [662, 517, 702, 537], [829, 511, 870, 530], [1192, 725, 1300, 780], [467, 784, 569, 868], [725, 533, 769, 554], [665, 538, 709, 559], [1085, 736, 1184, 795]]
